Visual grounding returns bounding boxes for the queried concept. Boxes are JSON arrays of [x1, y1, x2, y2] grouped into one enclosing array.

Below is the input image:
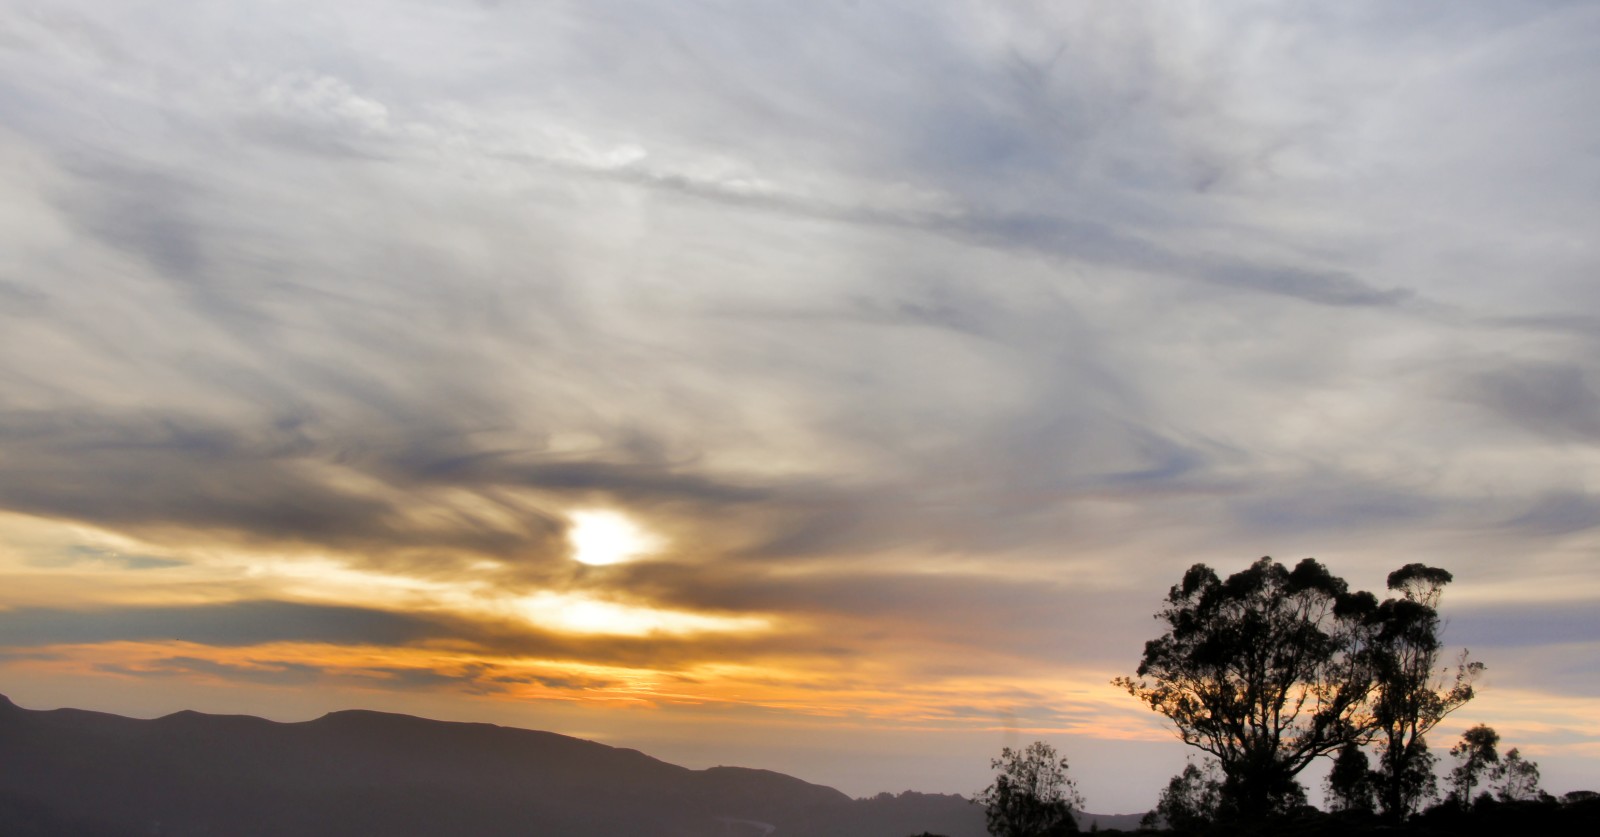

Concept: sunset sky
[[2, 0, 1599, 813]]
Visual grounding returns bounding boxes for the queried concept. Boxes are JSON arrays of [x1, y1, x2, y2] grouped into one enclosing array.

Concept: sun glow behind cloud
[[512, 591, 770, 636], [567, 510, 661, 566], [0, 512, 771, 645], [232, 548, 769, 639]]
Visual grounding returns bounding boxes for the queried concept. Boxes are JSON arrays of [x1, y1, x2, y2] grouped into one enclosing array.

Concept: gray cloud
[[1500, 491, 1600, 537], [98, 656, 328, 687], [0, 409, 443, 551], [60, 157, 212, 286], [0, 601, 443, 649], [1465, 361, 1600, 442], [1450, 602, 1600, 649], [1230, 474, 1444, 535]]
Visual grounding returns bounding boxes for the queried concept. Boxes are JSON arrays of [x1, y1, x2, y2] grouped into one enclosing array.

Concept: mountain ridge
[[0, 692, 985, 836]]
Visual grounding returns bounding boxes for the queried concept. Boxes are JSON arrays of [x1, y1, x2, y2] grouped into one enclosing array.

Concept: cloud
[[0, 598, 848, 671], [92, 655, 572, 694], [1465, 361, 1600, 442], [29, 545, 186, 571], [1230, 474, 1444, 535], [0, 601, 444, 649], [1500, 492, 1600, 537], [0, 409, 484, 558], [99, 655, 328, 687], [1451, 602, 1600, 649]]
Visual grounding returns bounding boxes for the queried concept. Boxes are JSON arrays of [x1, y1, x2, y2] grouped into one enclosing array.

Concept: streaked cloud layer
[[2, 0, 1598, 810]]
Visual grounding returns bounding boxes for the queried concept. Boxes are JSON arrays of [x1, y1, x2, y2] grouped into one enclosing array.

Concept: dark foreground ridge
[[0, 692, 1005, 837]]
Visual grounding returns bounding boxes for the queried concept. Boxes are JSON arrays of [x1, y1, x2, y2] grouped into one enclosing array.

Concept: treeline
[[1141, 726, 1599, 836], [965, 557, 1598, 836]]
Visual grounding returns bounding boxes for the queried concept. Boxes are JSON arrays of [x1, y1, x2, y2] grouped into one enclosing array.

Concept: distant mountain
[[1076, 811, 1147, 832], [0, 692, 995, 836]]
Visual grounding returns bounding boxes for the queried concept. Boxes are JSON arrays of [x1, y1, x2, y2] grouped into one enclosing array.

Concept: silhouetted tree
[[1493, 747, 1541, 802], [1324, 743, 1376, 815], [1115, 558, 1375, 820], [1448, 724, 1500, 808], [975, 741, 1082, 836], [1365, 564, 1482, 822], [1142, 758, 1223, 832]]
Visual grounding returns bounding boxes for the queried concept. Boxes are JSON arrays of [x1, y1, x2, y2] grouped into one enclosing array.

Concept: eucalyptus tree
[[1448, 724, 1500, 807], [1115, 557, 1378, 820], [1365, 564, 1482, 822], [1324, 743, 1377, 815], [1493, 748, 1542, 802]]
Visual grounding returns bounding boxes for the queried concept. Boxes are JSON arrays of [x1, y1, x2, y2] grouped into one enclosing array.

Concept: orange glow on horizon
[[0, 635, 1173, 742]]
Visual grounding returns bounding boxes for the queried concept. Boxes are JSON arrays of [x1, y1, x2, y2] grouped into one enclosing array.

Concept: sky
[[1, 0, 1598, 814]]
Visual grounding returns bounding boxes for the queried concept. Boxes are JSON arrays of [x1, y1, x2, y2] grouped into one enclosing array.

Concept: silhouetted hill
[[0, 693, 990, 836]]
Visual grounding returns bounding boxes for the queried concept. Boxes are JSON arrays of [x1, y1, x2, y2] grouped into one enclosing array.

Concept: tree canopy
[[1117, 556, 1480, 824], [1366, 565, 1481, 821], [975, 741, 1083, 837], [1115, 557, 1376, 819], [1143, 758, 1223, 832]]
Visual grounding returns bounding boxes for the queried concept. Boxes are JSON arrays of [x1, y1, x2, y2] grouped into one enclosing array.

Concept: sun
[[566, 510, 660, 566]]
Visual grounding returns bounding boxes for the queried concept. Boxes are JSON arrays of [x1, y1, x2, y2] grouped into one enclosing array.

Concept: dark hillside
[[0, 693, 984, 836]]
